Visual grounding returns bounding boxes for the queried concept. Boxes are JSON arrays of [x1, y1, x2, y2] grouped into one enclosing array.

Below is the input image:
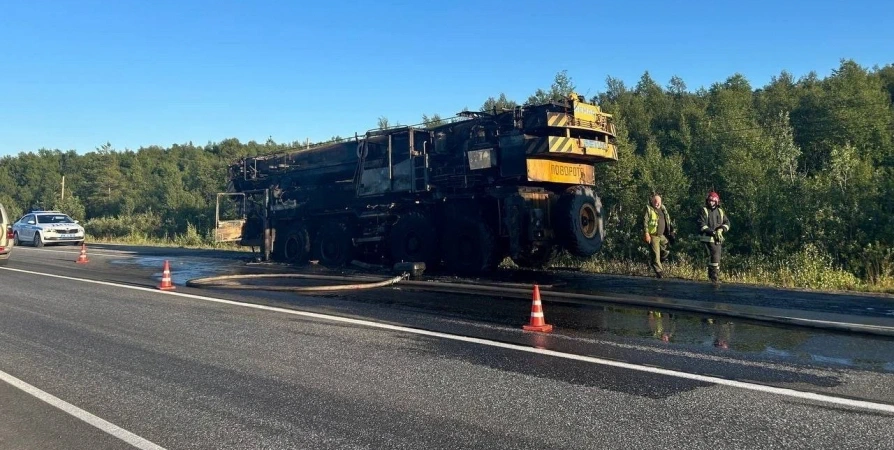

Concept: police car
[[12, 210, 86, 247]]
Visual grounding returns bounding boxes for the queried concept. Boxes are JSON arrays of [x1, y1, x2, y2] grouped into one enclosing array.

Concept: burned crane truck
[[216, 94, 618, 274]]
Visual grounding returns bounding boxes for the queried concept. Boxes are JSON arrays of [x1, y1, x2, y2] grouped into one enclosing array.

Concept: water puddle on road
[[101, 257, 894, 373], [108, 255, 244, 286], [559, 304, 894, 373]]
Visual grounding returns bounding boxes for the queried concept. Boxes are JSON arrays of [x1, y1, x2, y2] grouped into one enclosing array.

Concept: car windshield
[[36, 214, 74, 224]]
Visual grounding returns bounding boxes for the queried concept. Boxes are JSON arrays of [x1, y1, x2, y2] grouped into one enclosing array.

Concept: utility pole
[[61, 176, 65, 202]]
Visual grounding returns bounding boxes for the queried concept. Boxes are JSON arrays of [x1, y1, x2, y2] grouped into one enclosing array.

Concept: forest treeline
[[1, 59, 892, 284]]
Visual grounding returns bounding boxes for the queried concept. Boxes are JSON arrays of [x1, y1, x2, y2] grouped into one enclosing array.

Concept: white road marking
[[3, 266, 894, 415], [0, 370, 165, 450]]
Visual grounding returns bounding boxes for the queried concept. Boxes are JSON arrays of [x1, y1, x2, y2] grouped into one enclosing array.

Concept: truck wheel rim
[[580, 204, 597, 239]]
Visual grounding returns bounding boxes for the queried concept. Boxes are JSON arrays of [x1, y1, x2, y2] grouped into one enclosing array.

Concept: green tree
[[754, 111, 807, 249], [54, 194, 86, 223], [876, 64, 894, 106], [808, 143, 878, 266], [638, 140, 689, 217], [755, 71, 799, 123], [667, 76, 687, 96], [421, 113, 445, 128], [481, 93, 518, 112], [526, 70, 576, 105], [793, 60, 893, 172], [80, 145, 126, 218]]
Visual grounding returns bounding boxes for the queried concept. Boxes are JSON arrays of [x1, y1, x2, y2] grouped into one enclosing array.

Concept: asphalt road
[[1, 245, 892, 449]]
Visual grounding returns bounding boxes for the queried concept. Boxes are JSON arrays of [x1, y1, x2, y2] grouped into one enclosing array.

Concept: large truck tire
[[555, 185, 605, 257], [273, 225, 310, 264], [441, 214, 496, 274], [389, 211, 439, 267], [316, 221, 354, 268]]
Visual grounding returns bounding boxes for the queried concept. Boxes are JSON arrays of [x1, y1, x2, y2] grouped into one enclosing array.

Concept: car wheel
[[33, 232, 44, 248], [13, 232, 20, 246]]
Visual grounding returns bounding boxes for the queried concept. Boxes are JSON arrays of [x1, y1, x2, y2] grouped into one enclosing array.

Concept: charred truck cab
[[217, 93, 618, 274]]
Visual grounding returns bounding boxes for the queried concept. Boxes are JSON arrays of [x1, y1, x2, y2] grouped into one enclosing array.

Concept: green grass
[[511, 243, 894, 295], [85, 228, 250, 252]]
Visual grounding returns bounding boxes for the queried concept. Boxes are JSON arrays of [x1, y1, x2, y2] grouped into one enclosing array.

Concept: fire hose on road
[[186, 272, 408, 292]]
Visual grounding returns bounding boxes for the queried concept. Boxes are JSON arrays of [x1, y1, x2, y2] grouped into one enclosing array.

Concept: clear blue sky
[[1, 0, 891, 157]]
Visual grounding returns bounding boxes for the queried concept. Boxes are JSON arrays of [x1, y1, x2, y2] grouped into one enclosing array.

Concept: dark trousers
[[703, 242, 722, 281], [649, 235, 669, 274]]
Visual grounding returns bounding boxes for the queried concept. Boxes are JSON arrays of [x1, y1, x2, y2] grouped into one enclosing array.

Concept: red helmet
[[707, 191, 720, 202]]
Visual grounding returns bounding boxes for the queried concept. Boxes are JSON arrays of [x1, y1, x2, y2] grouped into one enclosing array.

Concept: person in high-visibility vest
[[643, 193, 675, 278], [697, 191, 730, 283]]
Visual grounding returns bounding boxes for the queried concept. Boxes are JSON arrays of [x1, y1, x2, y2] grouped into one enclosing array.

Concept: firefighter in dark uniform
[[697, 191, 730, 283]]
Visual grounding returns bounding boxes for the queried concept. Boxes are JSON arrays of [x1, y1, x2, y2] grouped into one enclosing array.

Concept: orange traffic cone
[[522, 284, 553, 333], [75, 244, 89, 264], [158, 260, 175, 290]]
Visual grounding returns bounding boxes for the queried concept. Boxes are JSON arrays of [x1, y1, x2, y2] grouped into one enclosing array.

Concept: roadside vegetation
[[2, 59, 893, 294], [546, 245, 894, 294], [84, 218, 245, 250]]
